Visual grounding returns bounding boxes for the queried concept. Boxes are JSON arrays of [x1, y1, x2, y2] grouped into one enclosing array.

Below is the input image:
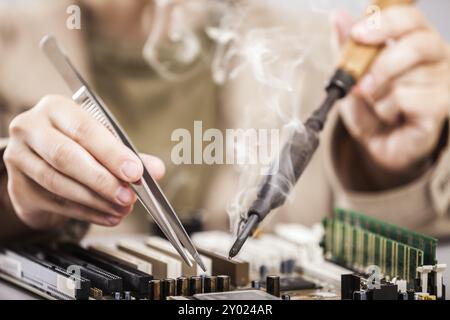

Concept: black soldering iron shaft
[[228, 69, 355, 259]]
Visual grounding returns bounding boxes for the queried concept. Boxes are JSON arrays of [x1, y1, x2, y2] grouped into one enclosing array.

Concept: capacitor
[[266, 275, 280, 297], [149, 280, 161, 300], [162, 279, 175, 299], [189, 276, 203, 295], [251, 280, 261, 289], [398, 292, 408, 300], [204, 276, 217, 293], [124, 291, 131, 300], [176, 277, 189, 296], [217, 275, 230, 292], [353, 290, 367, 300], [114, 292, 121, 300]]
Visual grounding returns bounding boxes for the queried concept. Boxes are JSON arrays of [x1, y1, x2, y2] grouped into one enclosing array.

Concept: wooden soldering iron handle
[[338, 0, 415, 82]]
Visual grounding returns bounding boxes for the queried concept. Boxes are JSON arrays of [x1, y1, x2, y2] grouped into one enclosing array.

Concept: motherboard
[[0, 209, 446, 300]]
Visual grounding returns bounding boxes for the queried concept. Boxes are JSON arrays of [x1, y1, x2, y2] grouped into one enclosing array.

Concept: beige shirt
[[1, 1, 450, 239]]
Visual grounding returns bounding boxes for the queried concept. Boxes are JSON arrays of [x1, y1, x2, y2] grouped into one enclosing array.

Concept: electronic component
[[89, 244, 153, 275], [118, 240, 182, 279], [341, 274, 361, 300], [217, 275, 230, 292], [195, 248, 249, 286], [251, 280, 261, 289], [146, 237, 212, 276], [193, 290, 280, 300], [34, 246, 123, 295], [204, 276, 217, 293], [149, 280, 161, 300], [189, 276, 203, 295], [323, 209, 435, 285], [59, 243, 152, 297], [0, 248, 90, 300], [0, 210, 445, 301], [265, 275, 281, 297], [261, 276, 318, 292], [334, 208, 437, 264], [161, 278, 176, 299], [176, 277, 189, 296]]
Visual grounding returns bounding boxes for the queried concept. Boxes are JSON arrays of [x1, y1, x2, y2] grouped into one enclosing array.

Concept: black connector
[[59, 243, 152, 297]]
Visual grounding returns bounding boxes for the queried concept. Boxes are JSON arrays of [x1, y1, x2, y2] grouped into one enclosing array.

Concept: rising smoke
[[207, 0, 340, 233], [143, 0, 341, 234]]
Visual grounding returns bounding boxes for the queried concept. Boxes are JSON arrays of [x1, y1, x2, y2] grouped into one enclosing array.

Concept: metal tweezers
[[40, 35, 206, 271]]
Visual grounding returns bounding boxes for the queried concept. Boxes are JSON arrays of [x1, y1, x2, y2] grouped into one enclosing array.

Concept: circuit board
[[0, 208, 446, 300]]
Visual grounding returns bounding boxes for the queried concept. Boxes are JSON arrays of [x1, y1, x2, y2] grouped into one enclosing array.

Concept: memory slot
[[36, 247, 123, 296], [146, 237, 212, 276], [117, 240, 182, 279], [323, 218, 424, 286], [1, 248, 90, 300], [58, 243, 152, 296], [334, 208, 437, 264], [88, 244, 153, 275]]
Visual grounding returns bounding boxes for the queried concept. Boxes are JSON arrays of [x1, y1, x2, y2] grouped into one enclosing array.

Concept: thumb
[[139, 153, 166, 181], [331, 10, 355, 47]]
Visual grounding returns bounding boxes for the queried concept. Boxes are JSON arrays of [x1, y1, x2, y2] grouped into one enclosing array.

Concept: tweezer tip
[[194, 254, 207, 272]]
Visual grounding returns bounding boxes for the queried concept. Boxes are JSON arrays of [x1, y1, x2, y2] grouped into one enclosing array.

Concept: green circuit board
[[334, 208, 437, 264], [323, 208, 437, 285]]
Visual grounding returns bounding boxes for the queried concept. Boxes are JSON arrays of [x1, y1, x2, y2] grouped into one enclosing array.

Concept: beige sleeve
[[323, 110, 450, 239]]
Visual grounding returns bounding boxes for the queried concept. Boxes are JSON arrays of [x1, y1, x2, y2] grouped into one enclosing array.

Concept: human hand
[[334, 5, 450, 174], [4, 95, 165, 230]]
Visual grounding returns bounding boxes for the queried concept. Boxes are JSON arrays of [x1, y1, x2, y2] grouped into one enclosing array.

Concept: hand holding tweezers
[[40, 35, 206, 271]]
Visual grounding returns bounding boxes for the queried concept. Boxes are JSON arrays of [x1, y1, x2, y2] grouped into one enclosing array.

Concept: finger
[[388, 83, 450, 119], [367, 119, 441, 171], [372, 94, 402, 126], [331, 10, 355, 46], [45, 96, 143, 182], [47, 195, 131, 227], [10, 142, 131, 217], [358, 31, 446, 97], [395, 61, 450, 86], [139, 153, 166, 181], [25, 126, 137, 206], [351, 5, 428, 45], [338, 92, 380, 142], [11, 171, 128, 227]]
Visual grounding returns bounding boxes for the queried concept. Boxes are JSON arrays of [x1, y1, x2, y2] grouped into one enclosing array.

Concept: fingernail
[[359, 74, 375, 95], [106, 215, 121, 226], [116, 186, 133, 205], [121, 160, 140, 180]]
